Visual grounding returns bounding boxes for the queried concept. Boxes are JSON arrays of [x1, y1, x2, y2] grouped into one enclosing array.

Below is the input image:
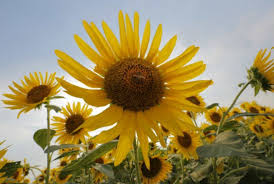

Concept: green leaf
[[92, 163, 114, 179], [61, 140, 118, 173], [33, 129, 55, 150], [222, 175, 246, 184], [226, 112, 274, 121], [221, 121, 241, 131], [45, 104, 62, 113], [0, 161, 21, 177], [53, 150, 80, 161], [238, 82, 245, 87], [197, 131, 248, 158], [44, 144, 84, 153], [203, 125, 218, 133], [190, 162, 212, 182], [206, 103, 219, 109], [46, 96, 64, 100], [242, 157, 274, 174]]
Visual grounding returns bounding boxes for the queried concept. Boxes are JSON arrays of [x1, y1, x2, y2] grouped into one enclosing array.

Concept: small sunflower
[[2, 72, 61, 118], [243, 101, 262, 114], [172, 130, 202, 160], [249, 120, 267, 137], [200, 123, 216, 143], [55, 11, 212, 168], [185, 95, 205, 119], [91, 156, 110, 183], [141, 155, 172, 184], [264, 117, 274, 136], [52, 102, 92, 144], [228, 107, 244, 121], [55, 170, 72, 184], [248, 48, 274, 93], [205, 107, 223, 125]]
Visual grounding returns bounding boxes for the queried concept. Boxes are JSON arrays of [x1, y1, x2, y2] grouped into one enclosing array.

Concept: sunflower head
[[2, 72, 61, 118], [52, 102, 92, 144], [141, 155, 172, 184], [249, 120, 267, 137], [205, 107, 223, 125], [172, 130, 202, 160], [56, 170, 72, 184], [248, 48, 274, 95], [55, 10, 212, 168]]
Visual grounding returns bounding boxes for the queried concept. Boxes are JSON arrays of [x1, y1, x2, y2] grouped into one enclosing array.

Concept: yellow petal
[[93, 123, 122, 143], [74, 34, 109, 71], [134, 12, 140, 57], [146, 24, 162, 62], [140, 20, 150, 59], [125, 14, 135, 57], [114, 111, 136, 166], [118, 11, 129, 57], [102, 21, 122, 58], [81, 104, 123, 131], [154, 35, 177, 66], [136, 126, 150, 169]]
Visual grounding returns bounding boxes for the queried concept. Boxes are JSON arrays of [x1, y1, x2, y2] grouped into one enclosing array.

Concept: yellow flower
[[171, 130, 201, 160], [228, 107, 244, 121], [242, 101, 262, 114], [200, 123, 216, 143], [55, 11, 212, 168], [141, 155, 172, 184], [2, 72, 61, 118], [249, 120, 267, 137], [248, 48, 274, 93], [52, 102, 92, 144], [185, 95, 206, 119], [205, 107, 223, 125], [55, 170, 72, 184]]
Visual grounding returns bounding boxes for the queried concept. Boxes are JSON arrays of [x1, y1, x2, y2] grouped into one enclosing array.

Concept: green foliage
[[44, 104, 62, 113], [92, 163, 115, 179], [53, 150, 80, 161], [197, 131, 248, 158], [0, 161, 21, 177], [44, 144, 84, 153], [33, 129, 55, 150], [206, 103, 219, 109]]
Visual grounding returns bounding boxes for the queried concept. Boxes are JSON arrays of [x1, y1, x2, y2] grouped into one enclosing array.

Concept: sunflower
[[2, 72, 61, 118], [185, 95, 205, 119], [242, 101, 262, 114], [55, 170, 72, 184], [248, 48, 274, 93], [200, 123, 216, 143], [34, 173, 45, 184], [0, 141, 8, 183], [171, 130, 202, 160], [264, 117, 274, 136], [205, 107, 223, 125], [249, 120, 267, 137], [55, 11, 212, 168], [140, 155, 171, 184], [52, 102, 92, 144], [228, 107, 244, 121]]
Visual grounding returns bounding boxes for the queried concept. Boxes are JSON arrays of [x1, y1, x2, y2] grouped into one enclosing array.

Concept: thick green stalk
[[45, 104, 51, 184], [133, 137, 141, 184], [212, 80, 251, 184], [216, 80, 252, 135]]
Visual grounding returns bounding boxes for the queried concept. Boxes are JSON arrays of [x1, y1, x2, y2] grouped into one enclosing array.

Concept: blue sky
[[0, 0, 273, 169]]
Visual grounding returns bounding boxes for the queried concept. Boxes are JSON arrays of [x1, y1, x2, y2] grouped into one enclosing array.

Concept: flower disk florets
[[104, 58, 164, 111]]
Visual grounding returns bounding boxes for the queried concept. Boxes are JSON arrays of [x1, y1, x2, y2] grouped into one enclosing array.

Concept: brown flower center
[[249, 107, 259, 113], [141, 157, 162, 178], [65, 114, 84, 135], [210, 112, 221, 123], [186, 96, 200, 105], [95, 158, 104, 164], [177, 132, 192, 148], [27, 85, 51, 104], [38, 175, 45, 182], [253, 124, 264, 133], [88, 142, 95, 150], [161, 126, 169, 133], [60, 160, 67, 167], [104, 58, 164, 111]]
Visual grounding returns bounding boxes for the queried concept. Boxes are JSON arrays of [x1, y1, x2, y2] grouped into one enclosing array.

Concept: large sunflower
[[2, 72, 61, 118], [55, 11, 212, 168], [140, 155, 172, 184], [171, 130, 202, 160], [52, 102, 92, 144], [248, 48, 273, 92]]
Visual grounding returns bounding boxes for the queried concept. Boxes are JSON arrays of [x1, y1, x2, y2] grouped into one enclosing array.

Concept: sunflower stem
[[133, 137, 141, 184], [216, 80, 251, 135], [180, 156, 185, 182], [45, 103, 51, 184]]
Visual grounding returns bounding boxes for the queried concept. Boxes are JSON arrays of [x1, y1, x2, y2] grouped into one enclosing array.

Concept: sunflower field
[[0, 9, 274, 184]]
